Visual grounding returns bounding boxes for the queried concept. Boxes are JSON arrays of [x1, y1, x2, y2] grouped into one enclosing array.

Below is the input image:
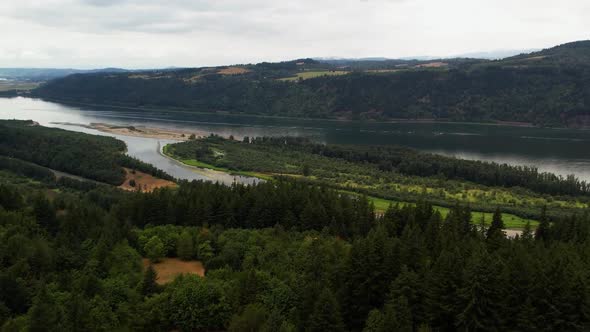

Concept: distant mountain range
[[0, 49, 538, 81], [0, 68, 132, 81], [315, 49, 540, 62], [17, 40, 590, 128]]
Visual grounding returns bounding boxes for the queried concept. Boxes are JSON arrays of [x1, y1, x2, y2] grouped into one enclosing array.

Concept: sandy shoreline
[[53, 122, 210, 141]]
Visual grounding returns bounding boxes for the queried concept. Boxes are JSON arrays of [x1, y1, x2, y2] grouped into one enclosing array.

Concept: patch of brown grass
[[183, 75, 203, 83], [521, 55, 547, 61], [119, 168, 176, 193], [142, 258, 205, 284], [415, 62, 448, 68], [218, 67, 251, 75], [128, 74, 172, 80]]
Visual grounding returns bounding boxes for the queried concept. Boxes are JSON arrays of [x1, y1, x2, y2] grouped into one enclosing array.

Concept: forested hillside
[[0, 120, 171, 185], [33, 41, 590, 127], [2, 156, 590, 331]]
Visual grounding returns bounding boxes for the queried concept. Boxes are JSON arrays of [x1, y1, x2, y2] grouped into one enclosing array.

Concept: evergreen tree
[[141, 264, 159, 296], [487, 208, 504, 236], [521, 221, 534, 242], [307, 289, 345, 332], [383, 296, 412, 332], [388, 266, 423, 327], [426, 248, 464, 330], [456, 248, 505, 330], [535, 206, 550, 242]]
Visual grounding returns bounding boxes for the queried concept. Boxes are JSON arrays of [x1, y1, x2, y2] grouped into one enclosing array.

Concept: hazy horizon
[[1, 0, 589, 69], [0, 47, 543, 70]]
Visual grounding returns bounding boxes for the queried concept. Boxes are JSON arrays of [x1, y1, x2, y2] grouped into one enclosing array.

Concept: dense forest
[[2, 122, 590, 331], [2, 159, 590, 331], [165, 136, 589, 220], [0, 120, 171, 185], [32, 41, 590, 127]]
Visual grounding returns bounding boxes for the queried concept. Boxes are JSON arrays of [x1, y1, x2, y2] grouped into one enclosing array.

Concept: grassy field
[[279, 70, 349, 81], [0, 81, 39, 91], [366, 194, 538, 230]]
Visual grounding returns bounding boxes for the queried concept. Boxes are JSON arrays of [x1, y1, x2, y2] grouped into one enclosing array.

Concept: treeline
[[0, 120, 172, 185], [178, 135, 590, 197], [34, 41, 590, 127], [120, 180, 376, 238], [285, 138, 590, 197], [2, 172, 590, 331]]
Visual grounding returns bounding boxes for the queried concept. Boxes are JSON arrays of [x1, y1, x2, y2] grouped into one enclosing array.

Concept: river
[[1, 97, 590, 182]]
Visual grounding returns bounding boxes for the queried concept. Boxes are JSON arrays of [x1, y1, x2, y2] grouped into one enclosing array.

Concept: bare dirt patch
[[218, 67, 251, 75], [183, 74, 203, 84], [142, 258, 205, 284], [119, 168, 176, 193], [504, 229, 523, 239], [415, 62, 448, 68], [54, 122, 208, 141]]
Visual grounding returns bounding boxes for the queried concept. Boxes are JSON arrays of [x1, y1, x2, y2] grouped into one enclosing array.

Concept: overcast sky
[[0, 0, 589, 68]]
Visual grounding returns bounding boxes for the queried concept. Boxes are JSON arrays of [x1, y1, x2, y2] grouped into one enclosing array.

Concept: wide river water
[[1, 97, 590, 182]]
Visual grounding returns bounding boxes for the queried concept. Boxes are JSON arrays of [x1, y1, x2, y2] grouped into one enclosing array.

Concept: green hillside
[[32, 41, 590, 127]]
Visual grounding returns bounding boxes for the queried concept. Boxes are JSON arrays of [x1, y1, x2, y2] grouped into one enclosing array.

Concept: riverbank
[[51, 122, 209, 141], [161, 144, 271, 181]]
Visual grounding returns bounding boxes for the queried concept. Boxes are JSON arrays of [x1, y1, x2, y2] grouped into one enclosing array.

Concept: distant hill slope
[[0, 68, 130, 81], [32, 41, 590, 127]]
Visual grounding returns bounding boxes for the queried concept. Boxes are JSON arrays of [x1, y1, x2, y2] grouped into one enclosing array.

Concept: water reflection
[[1, 96, 590, 182]]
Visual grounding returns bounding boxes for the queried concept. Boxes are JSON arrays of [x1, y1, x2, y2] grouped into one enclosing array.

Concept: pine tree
[[521, 221, 534, 242], [383, 295, 412, 332], [486, 207, 504, 237], [388, 266, 423, 327], [426, 249, 464, 330], [141, 264, 159, 296], [456, 248, 505, 330], [307, 289, 345, 332], [535, 206, 550, 242]]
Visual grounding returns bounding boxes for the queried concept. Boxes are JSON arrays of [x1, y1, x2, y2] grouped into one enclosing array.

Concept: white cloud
[[0, 0, 588, 68]]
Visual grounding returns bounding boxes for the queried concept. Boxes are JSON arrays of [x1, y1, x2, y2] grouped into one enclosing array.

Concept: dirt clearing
[[218, 67, 251, 75], [119, 168, 176, 193], [415, 62, 448, 68], [142, 258, 206, 284]]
